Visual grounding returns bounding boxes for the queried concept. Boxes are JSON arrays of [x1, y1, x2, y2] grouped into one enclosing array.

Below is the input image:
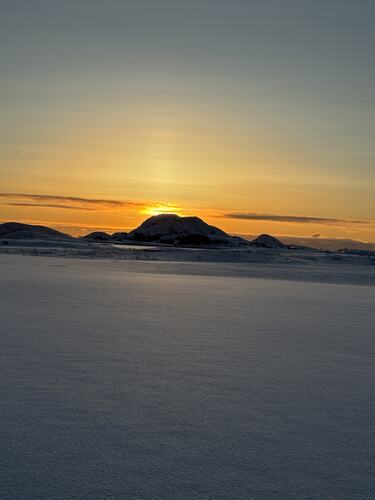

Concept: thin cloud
[[224, 212, 372, 226], [2, 202, 95, 211], [0, 192, 144, 211]]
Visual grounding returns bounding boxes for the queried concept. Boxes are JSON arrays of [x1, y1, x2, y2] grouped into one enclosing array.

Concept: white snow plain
[[0, 254, 374, 499]]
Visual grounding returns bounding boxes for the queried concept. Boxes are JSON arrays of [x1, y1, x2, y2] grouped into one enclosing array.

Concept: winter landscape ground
[[1, 253, 374, 499], [3, 1, 375, 498]]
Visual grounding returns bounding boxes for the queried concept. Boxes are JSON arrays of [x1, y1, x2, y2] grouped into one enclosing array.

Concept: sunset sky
[[1, 0, 374, 240]]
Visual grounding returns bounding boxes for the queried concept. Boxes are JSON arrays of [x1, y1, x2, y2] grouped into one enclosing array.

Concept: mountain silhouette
[[0, 222, 71, 240], [82, 231, 112, 242], [127, 214, 247, 246], [251, 233, 285, 248], [0, 216, 286, 249]]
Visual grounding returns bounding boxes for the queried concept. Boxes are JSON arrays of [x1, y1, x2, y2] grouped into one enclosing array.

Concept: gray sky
[[1, 0, 374, 238]]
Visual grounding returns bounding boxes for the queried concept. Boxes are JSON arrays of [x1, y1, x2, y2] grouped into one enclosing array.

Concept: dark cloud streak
[[0, 192, 143, 210], [225, 213, 372, 226], [2, 202, 95, 211]]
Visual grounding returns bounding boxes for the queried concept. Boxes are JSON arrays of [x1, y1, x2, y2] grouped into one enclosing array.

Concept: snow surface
[[0, 254, 374, 499], [1, 240, 375, 285]]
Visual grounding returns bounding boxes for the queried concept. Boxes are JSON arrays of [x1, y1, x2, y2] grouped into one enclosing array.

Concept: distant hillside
[[112, 231, 128, 242], [238, 233, 375, 252], [127, 214, 248, 246], [82, 231, 112, 242], [0, 222, 71, 240], [7, 218, 368, 253], [251, 234, 285, 249], [277, 236, 375, 252]]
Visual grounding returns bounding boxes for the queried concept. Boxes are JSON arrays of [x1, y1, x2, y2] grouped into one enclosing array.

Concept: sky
[[1, 0, 374, 240]]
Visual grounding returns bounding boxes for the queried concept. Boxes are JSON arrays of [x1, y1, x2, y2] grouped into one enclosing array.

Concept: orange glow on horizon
[[0, 192, 374, 242], [141, 203, 184, 217]]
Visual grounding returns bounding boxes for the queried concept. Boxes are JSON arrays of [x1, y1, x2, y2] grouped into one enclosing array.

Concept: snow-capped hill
[[127, 214, 246, 246], [251, 234, 285, 248], [0, 222, 71, 240], [82, 231, 112, 242]]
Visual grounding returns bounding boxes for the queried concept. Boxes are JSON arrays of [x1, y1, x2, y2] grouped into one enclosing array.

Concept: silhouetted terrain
[[0, 215, 282, 248], [126, 214, 249, 246], [0, 222, 71, 240], [1, 217, 374, 260], [82, 231, 112, 242]]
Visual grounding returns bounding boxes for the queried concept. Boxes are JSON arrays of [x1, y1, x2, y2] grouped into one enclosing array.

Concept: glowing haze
[[1, 1, 374, 240]]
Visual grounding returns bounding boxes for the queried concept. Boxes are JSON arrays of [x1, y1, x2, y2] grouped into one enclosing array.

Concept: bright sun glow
[[141, 203, 183, 217]]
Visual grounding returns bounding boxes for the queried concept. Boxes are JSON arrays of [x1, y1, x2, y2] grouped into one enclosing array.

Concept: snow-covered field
[[1, 254, 374, 499], [1, 239, 375, 286]]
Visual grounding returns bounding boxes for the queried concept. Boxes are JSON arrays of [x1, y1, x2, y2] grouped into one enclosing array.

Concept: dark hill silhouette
[[112, 231, 128, 242], [251, 233, 285, 249], [0, 222, 71, 240], [127, 214, 247, 246], [82, 231, 111, 242], [1, 217, 285, 249]]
